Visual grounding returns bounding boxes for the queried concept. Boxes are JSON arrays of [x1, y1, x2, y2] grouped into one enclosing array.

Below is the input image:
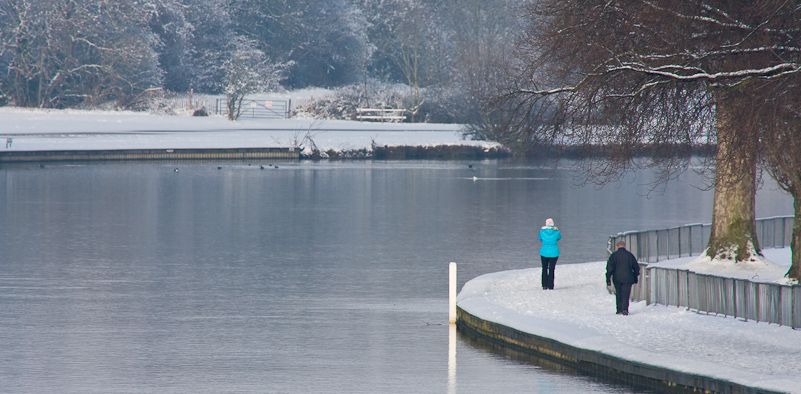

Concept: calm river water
[[0, 160, 793, 393]]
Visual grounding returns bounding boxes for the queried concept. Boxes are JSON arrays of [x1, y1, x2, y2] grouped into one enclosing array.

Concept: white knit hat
[[545, 218, 554, 226]]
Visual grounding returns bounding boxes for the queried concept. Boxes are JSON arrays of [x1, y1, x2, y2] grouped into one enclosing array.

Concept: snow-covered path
[[457, 248, 800, 393]]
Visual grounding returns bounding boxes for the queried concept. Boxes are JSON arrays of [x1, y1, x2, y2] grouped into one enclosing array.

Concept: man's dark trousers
[[614, 282, 633, 314]]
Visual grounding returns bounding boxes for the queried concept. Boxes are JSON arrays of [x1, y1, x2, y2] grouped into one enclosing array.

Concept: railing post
[[667, 228, 671, 260], [688, 225, 693, 256], [782, 217, 788, 248]]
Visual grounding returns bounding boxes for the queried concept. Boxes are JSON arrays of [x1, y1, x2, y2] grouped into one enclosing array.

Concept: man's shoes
[[622, 311, 629, 315]]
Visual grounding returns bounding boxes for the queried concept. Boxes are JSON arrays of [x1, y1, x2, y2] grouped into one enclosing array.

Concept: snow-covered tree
[[0, 0, 162, 108], [146, 0, 194, 93], [228, 0, 371, 88], [223, 37, 286, 120], [443, 0, 521, 126], [358, 0, 440, 121], [287, 0, 372, 88], [141, 0, 237, 94], [184, 0, 234, 94], [501, 1, 801, 268]]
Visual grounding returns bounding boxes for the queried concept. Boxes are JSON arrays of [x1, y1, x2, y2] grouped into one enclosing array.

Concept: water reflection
[[449, 323, 457, 394], [455, 331, 674, 393]]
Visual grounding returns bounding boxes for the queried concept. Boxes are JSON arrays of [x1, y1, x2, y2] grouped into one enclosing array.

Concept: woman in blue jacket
[[539, 218, 561, 290]]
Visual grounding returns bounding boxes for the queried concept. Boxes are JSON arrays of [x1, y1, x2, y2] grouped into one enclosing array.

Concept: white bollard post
[[449, 262, 457, 324]]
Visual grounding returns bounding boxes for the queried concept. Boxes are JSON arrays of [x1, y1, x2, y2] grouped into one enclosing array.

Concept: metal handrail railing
[[607, 216, 799, 328], [607, 216, 794, 262]]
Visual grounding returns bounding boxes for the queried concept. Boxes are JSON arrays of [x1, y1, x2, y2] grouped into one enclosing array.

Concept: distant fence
[[607, 216, 800, 328], [215, 98, 290, 119], [168, 92, 214, 113]]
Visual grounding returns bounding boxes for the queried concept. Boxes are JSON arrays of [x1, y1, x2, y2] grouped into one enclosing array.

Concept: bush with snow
[[292, 81, 406, 121], [290, 80, 469, 123]]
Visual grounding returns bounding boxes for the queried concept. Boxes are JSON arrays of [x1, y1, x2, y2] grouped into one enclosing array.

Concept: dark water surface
[[0, 160, 792, 393]]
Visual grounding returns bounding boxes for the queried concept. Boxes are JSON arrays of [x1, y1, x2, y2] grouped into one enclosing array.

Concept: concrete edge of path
[[455, 306, 786, 394]]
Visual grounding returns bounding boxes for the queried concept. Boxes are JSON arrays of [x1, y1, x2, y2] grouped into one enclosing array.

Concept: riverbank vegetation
[[301, 144, 512, 161], [0, 0, 520, 128]]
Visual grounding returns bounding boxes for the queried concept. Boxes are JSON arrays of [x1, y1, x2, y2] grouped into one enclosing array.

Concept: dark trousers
[[540, 256, 558, 289], [614, 282, 633, 313]]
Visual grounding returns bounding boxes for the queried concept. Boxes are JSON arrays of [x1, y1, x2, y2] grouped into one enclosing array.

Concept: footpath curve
[[457, 306, 783, 394], [454, 263, 799, 394]]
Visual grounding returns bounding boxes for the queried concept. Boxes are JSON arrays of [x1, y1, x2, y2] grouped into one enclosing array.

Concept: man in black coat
[[606, 241, 640, 315]]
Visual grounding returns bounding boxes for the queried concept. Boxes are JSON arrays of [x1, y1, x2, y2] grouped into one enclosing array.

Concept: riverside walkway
[[456, 249, 800, 394]]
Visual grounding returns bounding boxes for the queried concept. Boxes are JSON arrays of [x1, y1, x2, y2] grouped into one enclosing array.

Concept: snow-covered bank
[[456, 248, 800, 393], [649, 248, 792, 284], [0, 107, 498, 157]]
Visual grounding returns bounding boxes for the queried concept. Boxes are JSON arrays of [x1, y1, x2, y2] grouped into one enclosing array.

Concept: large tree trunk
[[706, 94, 760, 261], [788, 194, 801, 280]]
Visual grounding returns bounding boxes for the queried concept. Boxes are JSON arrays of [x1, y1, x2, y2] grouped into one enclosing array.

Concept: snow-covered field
[[0, 107, 496, 156], [457, 247, 800, 393]]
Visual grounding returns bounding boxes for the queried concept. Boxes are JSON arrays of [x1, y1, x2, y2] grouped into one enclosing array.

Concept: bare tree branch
[[494, 0, 801, 265]]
